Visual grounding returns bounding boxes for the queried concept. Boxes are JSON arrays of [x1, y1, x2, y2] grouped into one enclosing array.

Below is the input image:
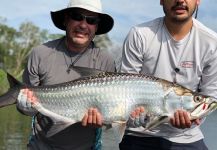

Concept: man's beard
[[163, 4, 197, 24]]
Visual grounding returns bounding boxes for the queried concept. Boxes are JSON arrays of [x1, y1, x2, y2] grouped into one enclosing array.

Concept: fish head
[[165, 86, 195, 113], [190, 95, 217, 120], [165, 85, 215, 113], [168, 85, 217, 119], [180, 93, 206, 111]]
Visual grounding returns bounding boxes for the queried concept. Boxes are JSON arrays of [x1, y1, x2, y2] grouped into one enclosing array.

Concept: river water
[[0, 106, 216, 150]]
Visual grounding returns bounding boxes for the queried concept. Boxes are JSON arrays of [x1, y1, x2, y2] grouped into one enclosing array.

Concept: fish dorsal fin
[[72, 66, 105, 77]]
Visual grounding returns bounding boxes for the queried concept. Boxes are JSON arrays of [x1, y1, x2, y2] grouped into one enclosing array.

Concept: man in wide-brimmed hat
[[19, 0, 116, 149]]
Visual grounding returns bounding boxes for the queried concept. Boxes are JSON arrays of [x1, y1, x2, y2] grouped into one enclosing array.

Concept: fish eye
[[194, 95, 204, 102]]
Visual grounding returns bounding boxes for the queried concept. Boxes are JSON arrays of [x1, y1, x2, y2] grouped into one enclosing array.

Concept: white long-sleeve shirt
[[121, 17, 217, 143]]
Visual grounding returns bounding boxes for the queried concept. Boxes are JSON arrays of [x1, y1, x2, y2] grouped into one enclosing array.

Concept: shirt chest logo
[[180, 61, 194, 68]]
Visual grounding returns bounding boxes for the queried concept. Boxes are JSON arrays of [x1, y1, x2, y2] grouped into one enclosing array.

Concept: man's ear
[[196, 0, 201, 6], [64, 13, 69, 27], [95, 24, 98, 33], [160, 0, 164, 5]]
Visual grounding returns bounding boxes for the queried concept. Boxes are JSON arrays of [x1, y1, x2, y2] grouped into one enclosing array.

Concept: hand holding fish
[[170, 109, 201, 129], [22, 89, 103, 128], [130, 107, 145, 118], [128, 107, 201, 129], [127, 106, 147, 127], [81, 108, 103, 127]]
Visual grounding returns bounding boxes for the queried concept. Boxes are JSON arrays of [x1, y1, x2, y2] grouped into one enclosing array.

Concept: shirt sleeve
[[95, 47, 117, 72], [120, 27, 145, 74], [102, 51, 117, 72], [16, 48, 40, 116], [23, 48, 41, 86], [199, 48, 217, 99]]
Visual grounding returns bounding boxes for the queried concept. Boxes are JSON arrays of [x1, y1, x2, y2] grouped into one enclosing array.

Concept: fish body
[[1, 67, 217, 132]]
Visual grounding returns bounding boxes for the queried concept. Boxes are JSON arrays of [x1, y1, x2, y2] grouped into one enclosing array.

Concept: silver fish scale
[[30, 73, 175, 122]]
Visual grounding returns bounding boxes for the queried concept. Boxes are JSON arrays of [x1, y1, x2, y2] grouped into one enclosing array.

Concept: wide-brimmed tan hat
[[51, 0, 114, 35]]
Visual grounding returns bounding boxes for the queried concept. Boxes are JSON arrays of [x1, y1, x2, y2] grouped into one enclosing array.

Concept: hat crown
[[67, 0, 102, 13]]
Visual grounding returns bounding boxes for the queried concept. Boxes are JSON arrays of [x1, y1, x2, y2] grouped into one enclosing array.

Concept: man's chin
[[171, 15, 190, 23], [73, 38, 89, 45]]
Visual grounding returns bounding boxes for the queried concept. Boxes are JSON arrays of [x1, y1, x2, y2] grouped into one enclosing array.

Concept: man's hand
[[130, 106, 145, 118], [127, 106, 146, 127], [170, 109, 201, 129], [81, 108, 103, 128]]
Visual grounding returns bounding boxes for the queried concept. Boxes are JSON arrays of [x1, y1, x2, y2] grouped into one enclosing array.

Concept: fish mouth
[[190, 101, 217, 120]]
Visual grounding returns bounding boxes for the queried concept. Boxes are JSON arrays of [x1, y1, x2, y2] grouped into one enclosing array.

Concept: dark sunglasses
[[68, 12, 100, 25]]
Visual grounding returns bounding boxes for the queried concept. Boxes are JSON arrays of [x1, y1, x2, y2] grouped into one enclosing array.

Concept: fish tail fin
[[0, 72, 23, 108]]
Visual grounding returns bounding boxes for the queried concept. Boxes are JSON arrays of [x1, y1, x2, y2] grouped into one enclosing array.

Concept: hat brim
[[51, 8, 114, 35]]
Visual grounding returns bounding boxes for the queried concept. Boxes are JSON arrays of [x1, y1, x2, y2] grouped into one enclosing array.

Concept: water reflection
[[0, 105, 31, 150]]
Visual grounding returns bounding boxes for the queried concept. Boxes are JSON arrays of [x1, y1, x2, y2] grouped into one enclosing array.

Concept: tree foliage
[[0, 21, 61, 77], [94, 34, 112, 50], [0, 20, 62, 95], [0, 23, 18, 70]]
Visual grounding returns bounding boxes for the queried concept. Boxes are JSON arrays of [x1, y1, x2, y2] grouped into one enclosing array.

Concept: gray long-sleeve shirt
[[19, 37, 116, 150]]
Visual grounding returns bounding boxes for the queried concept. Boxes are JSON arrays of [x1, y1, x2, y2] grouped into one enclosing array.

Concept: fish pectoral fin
[[144, 115, 170, 131]]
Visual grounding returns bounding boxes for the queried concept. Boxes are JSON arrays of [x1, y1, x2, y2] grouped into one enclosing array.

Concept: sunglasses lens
[[86, 17, 100, 25], [69, 12, 99, 25], [69, 13, 83, 21]]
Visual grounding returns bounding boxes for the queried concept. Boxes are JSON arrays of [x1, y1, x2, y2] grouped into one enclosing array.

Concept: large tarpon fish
[[0, 67, 217, 139]]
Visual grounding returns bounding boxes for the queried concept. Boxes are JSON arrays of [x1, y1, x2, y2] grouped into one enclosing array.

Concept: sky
[[0, 0, 217, 45]]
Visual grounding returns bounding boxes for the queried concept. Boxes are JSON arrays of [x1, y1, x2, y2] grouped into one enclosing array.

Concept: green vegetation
[[0, 105, 31, 149], [0, 19, 63, 78], [0, 69, 8, 95]]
